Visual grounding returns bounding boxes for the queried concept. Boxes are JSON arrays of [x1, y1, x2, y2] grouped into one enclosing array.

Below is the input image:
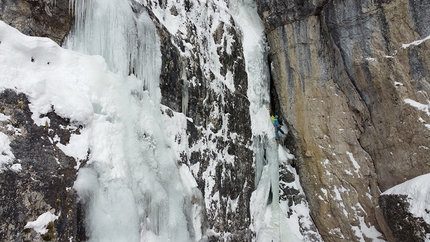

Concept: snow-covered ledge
[[380, 174, 430, 241]]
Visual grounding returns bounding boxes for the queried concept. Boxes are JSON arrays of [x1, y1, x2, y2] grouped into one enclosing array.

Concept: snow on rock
[[0, 20, 103, 126], [382, 173, 430, 224], [278, 144, 294, 164], [405, 98, 430, 116], [10, 163, 22, 172], [56, 129, 90, 164], [0, 113, 9, 121], [404, 99, 430, 130], [402, 35, 430, 49], [346, 151, 361, 174], [24, 211, 59, 234], [0, 132, 15, 169], [353, 216, 385, 242]]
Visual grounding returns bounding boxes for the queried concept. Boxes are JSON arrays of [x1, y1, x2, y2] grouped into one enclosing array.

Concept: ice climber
[[271, 114, 285, 140]]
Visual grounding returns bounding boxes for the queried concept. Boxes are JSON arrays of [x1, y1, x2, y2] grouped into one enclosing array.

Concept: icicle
[[65, 0, 161, 104]]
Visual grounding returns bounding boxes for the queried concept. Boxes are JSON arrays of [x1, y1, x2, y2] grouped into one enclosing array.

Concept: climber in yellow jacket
[[270, 114, 285, 140]]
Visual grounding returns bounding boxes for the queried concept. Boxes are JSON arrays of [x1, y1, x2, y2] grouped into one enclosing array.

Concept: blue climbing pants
[[275, 125, 283, 139]]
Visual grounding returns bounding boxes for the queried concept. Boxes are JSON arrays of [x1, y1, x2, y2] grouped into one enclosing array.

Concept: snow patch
[[278, 144, 294, 164], [346, 151, 360, 173], [405, 98, 430, 116], [0, 113, 9, 121], [56, 128, 89, 165], [24, 211, 59, 235], [405, 99, 430, 130], [0, 132, 14, 169], [358, 216, 384, 241], [10, 163, 22, 172], [402, 35, 430, 49]]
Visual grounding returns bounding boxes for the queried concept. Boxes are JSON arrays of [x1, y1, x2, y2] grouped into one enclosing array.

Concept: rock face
[[256, 0, 430, 241], [0, 90, 85, 241], [0, 2, 80, 241], [0, 0, 73, 44], [146, 2, 255, 239]]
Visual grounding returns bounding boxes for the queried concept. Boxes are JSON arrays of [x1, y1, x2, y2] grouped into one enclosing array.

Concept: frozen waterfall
[[230, 1, 309, 241], [66, 0, 199, 241], [62, 0, 313, 241]]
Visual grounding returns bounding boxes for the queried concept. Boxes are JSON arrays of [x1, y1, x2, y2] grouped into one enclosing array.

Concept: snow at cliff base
[[382, 173, 430, 225]]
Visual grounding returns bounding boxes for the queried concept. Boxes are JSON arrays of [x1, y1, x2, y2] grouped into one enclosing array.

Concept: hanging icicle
[[65, 0, 161, 104]]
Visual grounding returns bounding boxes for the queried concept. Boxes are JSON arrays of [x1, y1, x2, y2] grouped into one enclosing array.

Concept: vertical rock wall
[[0, 1, 80, 241], [256, 0, 430, 241], [0, 90, 86, 241], [145, 1, 255, 240]]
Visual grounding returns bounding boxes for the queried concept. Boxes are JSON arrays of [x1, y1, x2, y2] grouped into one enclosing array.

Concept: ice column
[[66, 0, 161, 104], [66, 0, 196, 241], [231, 0, 293, 241]]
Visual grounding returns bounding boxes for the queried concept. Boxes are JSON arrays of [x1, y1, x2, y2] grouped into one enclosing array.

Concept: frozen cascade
[[231, 0, 288, 241], [232, 0, 319, 241], [66, 0, 161, 104], [60, 0, 318, 241], [65, 0, 200, 241]]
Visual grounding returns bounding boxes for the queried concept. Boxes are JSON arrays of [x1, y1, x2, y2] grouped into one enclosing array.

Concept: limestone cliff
[[256, 0, 430, 241]]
